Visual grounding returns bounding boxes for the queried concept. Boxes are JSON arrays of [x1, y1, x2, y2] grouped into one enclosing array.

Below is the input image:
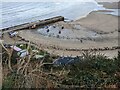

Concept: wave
[[1, 1, 103, 29]]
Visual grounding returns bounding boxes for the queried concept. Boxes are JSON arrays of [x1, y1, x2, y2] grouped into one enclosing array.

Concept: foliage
[[61, 51, 120, 88], [2, 73, 16, 89], [2, 42, 120, 88]]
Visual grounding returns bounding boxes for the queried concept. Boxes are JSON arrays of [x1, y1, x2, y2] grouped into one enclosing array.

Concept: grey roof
[[53, 56, 81, 65]]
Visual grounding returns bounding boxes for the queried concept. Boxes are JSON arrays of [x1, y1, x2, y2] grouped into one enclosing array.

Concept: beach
[[2, 1, 119, 58], [1, 1, 120, 88]]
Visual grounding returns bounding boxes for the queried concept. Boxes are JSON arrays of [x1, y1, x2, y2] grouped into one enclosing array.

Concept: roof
[[10, 46, 22, 52], [53, 56, 81, 65], [34, 55, 44, 59], [17, 49, 29, 57]]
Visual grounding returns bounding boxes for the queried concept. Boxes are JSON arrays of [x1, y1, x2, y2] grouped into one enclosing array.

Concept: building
[[10, 45, 29, 58], [53, 56, 81, 66]]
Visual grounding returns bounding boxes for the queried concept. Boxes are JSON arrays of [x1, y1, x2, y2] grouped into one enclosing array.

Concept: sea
[[0, 0, 119, 29]]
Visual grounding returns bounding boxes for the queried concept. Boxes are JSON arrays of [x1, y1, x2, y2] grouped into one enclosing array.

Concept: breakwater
[[2, 16, 64, 32]]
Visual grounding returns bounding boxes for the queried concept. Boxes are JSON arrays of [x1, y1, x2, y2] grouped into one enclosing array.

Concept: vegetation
[[62, 51, 120, 88], [1, 42, 120, 89]]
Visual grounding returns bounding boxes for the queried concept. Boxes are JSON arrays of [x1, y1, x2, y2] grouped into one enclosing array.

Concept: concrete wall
[[2, 16, 64, 32]]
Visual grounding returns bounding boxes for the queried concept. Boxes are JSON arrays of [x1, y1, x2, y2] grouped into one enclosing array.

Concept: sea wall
[[2, 16, 64, 32]]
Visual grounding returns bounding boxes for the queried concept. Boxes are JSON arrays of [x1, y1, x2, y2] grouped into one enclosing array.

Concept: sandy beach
[[1, 1, 120, 89], [2, 1, 119, 58]]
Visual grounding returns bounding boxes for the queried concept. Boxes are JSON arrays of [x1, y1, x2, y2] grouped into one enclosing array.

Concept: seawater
[[0, 1, 117, 29]]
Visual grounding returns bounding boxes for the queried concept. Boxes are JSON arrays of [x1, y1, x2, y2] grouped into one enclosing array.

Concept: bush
[[61, 52, 120, 88], [2, 73, 16, 89], [2, 45, 120, 88]]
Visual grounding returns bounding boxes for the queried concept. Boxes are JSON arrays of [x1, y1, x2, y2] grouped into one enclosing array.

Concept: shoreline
[[97, 2, 120, 9], [3, 1, 119, 58], [73, 0, 119, 21], [17, 10, 118, 57]]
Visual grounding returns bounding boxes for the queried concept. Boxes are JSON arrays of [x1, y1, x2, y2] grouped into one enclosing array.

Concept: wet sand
[[75, 11, 119, 33], [97, 2, 120, 9]]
